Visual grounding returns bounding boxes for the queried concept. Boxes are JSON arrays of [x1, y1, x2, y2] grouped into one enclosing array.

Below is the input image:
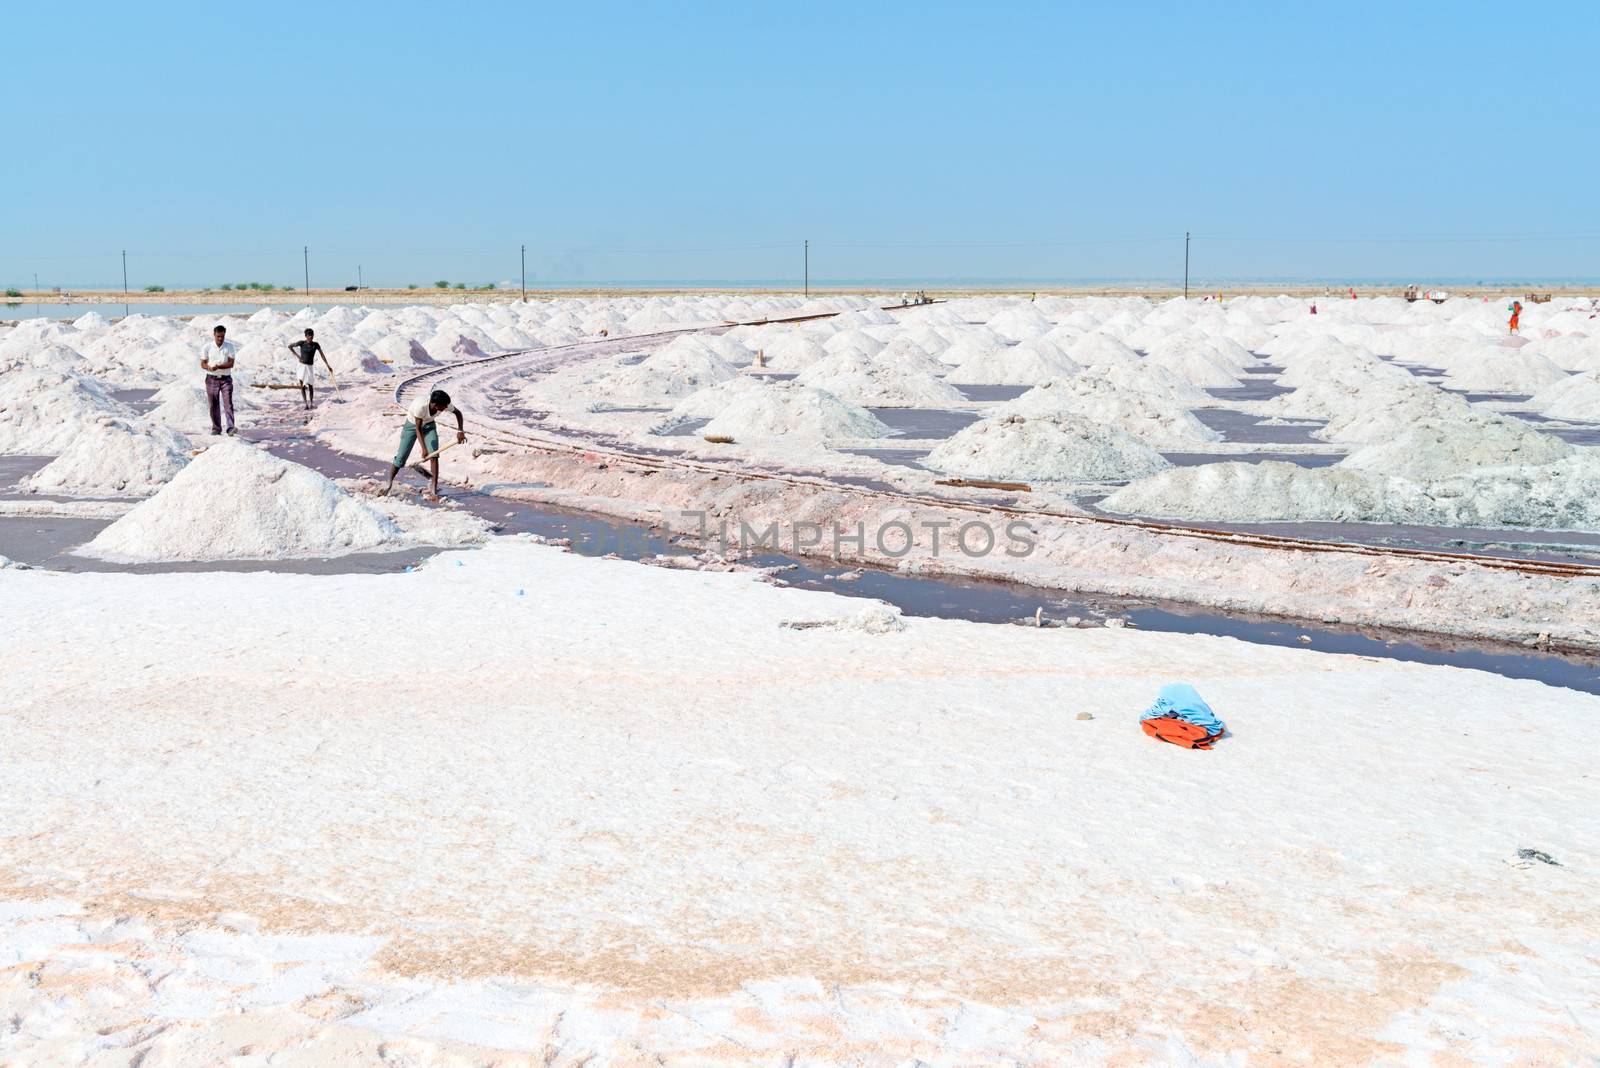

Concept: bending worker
[[381, 388, 465, 501]]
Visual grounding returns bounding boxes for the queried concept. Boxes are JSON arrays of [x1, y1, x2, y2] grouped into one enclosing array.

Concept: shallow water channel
[[4, 439, 1594, 695]]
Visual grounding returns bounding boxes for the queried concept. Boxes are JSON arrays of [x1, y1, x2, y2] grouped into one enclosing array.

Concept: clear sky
[[4, 0, 1596, 289]]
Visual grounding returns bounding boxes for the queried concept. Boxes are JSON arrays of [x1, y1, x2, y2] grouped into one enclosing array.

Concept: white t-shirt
[[407, 395, 458, 425], [203, 339, 237, 377]]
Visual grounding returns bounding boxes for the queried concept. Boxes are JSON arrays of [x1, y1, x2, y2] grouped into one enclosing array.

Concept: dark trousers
[[206, 374, 235, 433]]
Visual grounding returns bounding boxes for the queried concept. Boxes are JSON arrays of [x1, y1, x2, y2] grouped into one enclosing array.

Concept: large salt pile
[[1061, 333, 1142, 369], [795, 351, 965, 407], [370, 335, 436, 366], [741, 329, 830, 371], [425, 328, 491, 361], [820, 328, 886, 358], [1528, 370, 1600, 421], [924, 413, 1169, 483], [700, 383, 892, 442], [946, 338, 1079, 385], [1441, 347, 1570, 393], [0, 341, 84, 375], [1337, 414, 1573, 480], [0, 370, 132, 454], [146, 379, 262, 432], [984, 304, 1055, 341], [652, 375, 774, 427], [1141, 337, 1247, 388], [80, 441, 489, 562], [1527, 334, 1600, 373], [1101, 461, 1385, 523], [996, 378, 1221, 447], [1101, 452, 1600, 531], [595, 337, 739, 401], [1259, 346, 1463, 443], [21, 419, 191, 497]]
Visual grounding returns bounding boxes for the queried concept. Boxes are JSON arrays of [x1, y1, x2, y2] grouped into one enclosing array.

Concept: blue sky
[[3, 0, 1596, 288]]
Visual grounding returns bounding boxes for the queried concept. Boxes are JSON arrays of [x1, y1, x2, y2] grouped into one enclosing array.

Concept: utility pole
[[121, 250, 128, 300], [1183, 232, 1190, 299], [358, 264, 363, 290], [804, 239, 809, 298], [520, 244, 526, 302], [303, 246, 309, 296]]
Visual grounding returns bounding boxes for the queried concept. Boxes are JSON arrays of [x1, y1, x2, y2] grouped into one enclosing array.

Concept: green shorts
[[395, 420, 439, 467]]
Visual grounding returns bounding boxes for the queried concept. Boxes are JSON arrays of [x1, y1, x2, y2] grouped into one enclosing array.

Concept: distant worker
[[380, 389, 466, 502], [287, 328, 334, 410], [200, 324, 237, 436], [1310, 301, 1317, 315], [1508, 300, 1522, 334]]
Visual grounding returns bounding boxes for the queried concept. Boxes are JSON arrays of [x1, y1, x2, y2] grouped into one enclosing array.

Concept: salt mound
[[0, 342, 84, 375], [81, 441, 489, 562], [1148, 331, 1258, 371], [21, 419, 191, 497], [796, 350, 964, 408], [924, 413, 1169, 483], [1102, 453, 1600, 532], [425, 330, 491, 361], [1529, 370, 1600, 421], [1085, 363, 1216, 408], [146, 380, 260, 433], [700, 384, 891, 441], [1104, 462, 1381, 522], [997, 378, 1221, 447], [985, 305, 1055, 341], [0, 370, 132, 454], [1338, 415, 1572, 479], [1140, 345, 1244, 388], [1259, 355, 1467, 443], [947, 339, 1079, 385], [821, 329, 886, 357], [797, 363, 965, 408], [747, 331, 829, 371], [371, 335, 435, 366], [1527, 335, 1600, 373], [1062, 333, 1141, 369], [596, 339, 739, 401], [1443, 349, 1569, 393], [652, 375, 774, 427]]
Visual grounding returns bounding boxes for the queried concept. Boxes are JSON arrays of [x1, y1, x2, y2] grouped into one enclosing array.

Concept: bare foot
[[423, 491, 441, 503], [376, 486, 391, 497]]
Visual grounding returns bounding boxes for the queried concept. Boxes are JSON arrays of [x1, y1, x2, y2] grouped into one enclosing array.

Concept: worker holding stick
[[287, 328, 336, 410], [380, 388, 465, 502]]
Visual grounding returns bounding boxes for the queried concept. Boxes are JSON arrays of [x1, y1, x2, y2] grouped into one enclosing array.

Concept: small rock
[[1076, 712, 1094, 721]]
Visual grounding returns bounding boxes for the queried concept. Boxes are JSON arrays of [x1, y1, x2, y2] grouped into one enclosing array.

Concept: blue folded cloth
[[1140, 683, 1226, 735]]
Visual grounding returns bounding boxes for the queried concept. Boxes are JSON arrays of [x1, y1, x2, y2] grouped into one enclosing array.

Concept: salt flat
[[2, 538, 1596, 1065]]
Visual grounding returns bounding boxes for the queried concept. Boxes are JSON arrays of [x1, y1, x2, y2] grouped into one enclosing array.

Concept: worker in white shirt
[[380, 389, 466, 501], [200, 324, 238, 436]]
